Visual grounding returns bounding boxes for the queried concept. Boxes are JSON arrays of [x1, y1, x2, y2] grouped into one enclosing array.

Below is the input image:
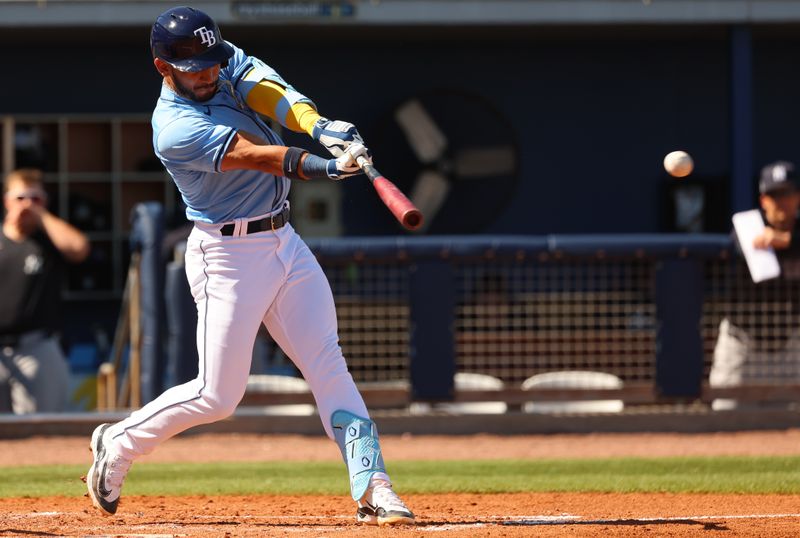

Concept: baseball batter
[[86, 6, 414, 526]]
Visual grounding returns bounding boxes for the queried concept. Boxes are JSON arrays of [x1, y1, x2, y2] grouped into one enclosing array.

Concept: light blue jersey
[[152, 43, 313, 223]]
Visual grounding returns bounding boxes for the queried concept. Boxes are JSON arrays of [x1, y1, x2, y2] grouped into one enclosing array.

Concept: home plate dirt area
[[2, 493, 800, 536], [2, 431, 800, 536]]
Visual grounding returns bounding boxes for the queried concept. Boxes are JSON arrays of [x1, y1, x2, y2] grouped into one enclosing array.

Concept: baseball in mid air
[[663, 150, 694, 178]]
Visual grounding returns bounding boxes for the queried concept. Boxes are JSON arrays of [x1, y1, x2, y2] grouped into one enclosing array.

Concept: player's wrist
[[298, 107, 322, 135], [300, 153, 338, 180], [282, 147, 307, 180], [282, 146, 340, 180], [310, 117, 330, 141]]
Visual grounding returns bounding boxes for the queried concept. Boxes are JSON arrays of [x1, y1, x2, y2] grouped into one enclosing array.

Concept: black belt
[[220, 206, 290, 236]]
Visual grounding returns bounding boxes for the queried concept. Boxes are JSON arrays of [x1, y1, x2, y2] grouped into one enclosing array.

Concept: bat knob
[[403, 210, 424, 231]]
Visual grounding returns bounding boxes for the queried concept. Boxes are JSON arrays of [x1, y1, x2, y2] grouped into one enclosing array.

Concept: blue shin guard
[[331, 410, 386, 501]]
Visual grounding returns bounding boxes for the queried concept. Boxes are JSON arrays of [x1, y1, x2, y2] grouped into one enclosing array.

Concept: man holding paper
[[710, 161, 800, 409]]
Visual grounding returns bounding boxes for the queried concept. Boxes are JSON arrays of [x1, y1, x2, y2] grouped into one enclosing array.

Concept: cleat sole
[[378, 515, 416, 526]]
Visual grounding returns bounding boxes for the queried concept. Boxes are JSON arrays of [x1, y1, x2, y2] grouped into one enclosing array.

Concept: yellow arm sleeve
[[245, 79, 321, 135], [290, 102, 322, 135]]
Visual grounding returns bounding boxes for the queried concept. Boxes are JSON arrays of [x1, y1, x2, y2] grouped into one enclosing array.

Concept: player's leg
[[710, 318, 748, 410], [88, 233, 282, 515], [263, 233, 414, 526], [263, 264, 366, 433]]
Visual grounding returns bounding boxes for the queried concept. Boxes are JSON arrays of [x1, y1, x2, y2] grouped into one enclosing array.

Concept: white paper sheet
[[732, 209, 781, 283]]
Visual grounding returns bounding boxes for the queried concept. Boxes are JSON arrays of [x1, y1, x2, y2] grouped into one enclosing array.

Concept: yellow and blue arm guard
[[243, 74, 321, 136]]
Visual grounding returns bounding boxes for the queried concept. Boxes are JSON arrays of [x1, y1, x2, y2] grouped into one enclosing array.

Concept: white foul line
[[500, 513, 800, 526]]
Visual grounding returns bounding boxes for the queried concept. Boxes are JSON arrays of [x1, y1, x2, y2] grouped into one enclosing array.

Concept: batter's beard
[[173, 78, 219, 102]]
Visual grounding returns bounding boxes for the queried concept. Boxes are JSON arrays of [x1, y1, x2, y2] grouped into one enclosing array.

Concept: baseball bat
[[356, 156, 423, 231]]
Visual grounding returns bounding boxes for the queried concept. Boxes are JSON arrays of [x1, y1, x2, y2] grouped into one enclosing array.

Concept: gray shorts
[[709, 318, 800, 410], [0, 331, 70, 414]]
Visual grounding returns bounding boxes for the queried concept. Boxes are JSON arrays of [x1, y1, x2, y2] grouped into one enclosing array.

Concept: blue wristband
[[301, 153, 335, 179]]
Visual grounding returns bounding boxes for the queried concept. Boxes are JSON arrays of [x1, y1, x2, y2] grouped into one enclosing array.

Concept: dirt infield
[[2, 493, 800, 536], [2, 431, 800, 536]]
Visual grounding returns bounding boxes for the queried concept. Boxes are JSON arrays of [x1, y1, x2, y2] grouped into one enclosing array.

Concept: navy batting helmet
[[151, 6, 234, 72]]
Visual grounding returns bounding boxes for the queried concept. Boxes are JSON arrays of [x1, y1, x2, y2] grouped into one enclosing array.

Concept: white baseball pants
[[109, 220, 369, 460]]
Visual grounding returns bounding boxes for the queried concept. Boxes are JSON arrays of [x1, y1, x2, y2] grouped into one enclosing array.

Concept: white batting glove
[[326, 143, 370, 180], [312, 117, 366, 157]]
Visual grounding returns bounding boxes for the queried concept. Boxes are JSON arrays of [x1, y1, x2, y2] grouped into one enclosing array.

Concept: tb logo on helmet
[[193, 26, 216, 47]]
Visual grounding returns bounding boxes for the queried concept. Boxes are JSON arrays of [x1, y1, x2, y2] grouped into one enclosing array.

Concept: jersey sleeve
[[238, 58, 315, 109], [155, 116, 236, 174], [221, 43, 319, 133]]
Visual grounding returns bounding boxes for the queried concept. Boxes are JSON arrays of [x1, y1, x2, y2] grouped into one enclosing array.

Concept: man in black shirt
[[710, 161, 800, 409], [0, 169, 90, 413]]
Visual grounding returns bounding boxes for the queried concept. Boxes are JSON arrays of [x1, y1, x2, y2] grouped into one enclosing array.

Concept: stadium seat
[[244, 374, 315, 416], [409, 372, 507, 415], [521, 371, 624, 413]]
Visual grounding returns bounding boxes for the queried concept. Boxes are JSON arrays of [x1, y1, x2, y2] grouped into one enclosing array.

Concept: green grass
[[3, 456, 800, 499]]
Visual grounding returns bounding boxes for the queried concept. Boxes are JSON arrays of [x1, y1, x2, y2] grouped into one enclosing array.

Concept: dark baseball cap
[[759, 160, 799, 195]]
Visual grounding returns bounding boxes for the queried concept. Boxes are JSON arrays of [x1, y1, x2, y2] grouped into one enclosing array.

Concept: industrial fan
[[367, 89, 519, 234]]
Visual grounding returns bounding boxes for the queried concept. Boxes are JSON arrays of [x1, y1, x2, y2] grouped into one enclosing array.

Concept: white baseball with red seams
[[663, 150, 694, 178]]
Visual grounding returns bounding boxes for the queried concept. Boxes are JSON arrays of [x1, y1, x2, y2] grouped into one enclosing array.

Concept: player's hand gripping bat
[[356, 156, 423, 231]]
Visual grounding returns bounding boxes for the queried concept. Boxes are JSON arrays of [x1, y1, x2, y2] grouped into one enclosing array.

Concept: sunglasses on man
[[5, 190, 47, 204]]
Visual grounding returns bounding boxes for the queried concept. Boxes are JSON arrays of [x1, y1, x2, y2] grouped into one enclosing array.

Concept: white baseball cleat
[[356, 476, 415, 526], [87, 423, 132, 516]]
